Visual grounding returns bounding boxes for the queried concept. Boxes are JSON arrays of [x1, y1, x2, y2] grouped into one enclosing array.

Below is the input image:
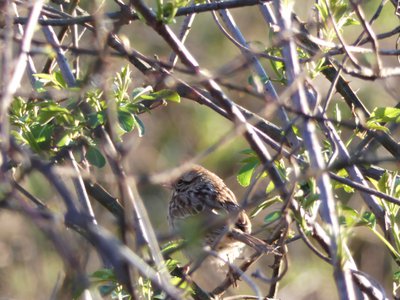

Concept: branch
[[1, 0, 44, 152], [272, 1, 356, 298], [14, 0, 272, 26], [215, 3, 300, 149]]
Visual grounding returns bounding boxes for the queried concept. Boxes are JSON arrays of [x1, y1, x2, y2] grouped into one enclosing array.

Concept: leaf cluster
[[9, 66, 180, 167]]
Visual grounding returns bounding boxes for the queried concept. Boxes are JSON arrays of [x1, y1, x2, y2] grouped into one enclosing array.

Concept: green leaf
[[162, 240, 184, 255], [114, 66, 132, 102], [358, 211, 376, 228], [138, 276, 153, 299], [33, 73, 54, 82], [140, 89, 181, 103], [339, 206, 359, 227], [30, 124, 54, 149], [240, 148, 255, 155], [366, 121, 390, 133], [132, 86, 153, 101], [86, 146, 106, 168], [41, 103, 70, 113], [54, 71, 67, 88], [86, 90, 104, 110], [315, 3, 328, 22], [11, 131, 29, 145], [266, 180, 275, 193], [250, 196, 281, 218], [87, 111, 105, 128], [37, 111, 56, 125], [56, 132, 72, 147], [38, 103, 70, 124], [377, 171, 390, 194], [237, 159, 259, 187], [369, 107, 400, 123], [21, 130, 41, 152], [170, 276, 193, 292], [394, 271, 400, 281], [98, 284, 118, 297], [165, 258, 180, 273], [156, 0, 164, 21], [90, 268, 119, 297], [158, 0, 189, 23], [342, 17, 359, 26], [91, 268, 116, 281], [264, 210, 281, 225], [133, 115, 145, 137], [333, 169, 355, 193], [10, 97, 26, 117], [118, 109, 135, 132], [275, 159, 288, 181], [34, 72, 67, 89], [333, 4, 347, 22], [266, 47, 286, 84], [302, 192, 320, 208], [160, 89, 181, 102], [162, 2, 178, 23]]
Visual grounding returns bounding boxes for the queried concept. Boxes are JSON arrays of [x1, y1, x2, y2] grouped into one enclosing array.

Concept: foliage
[[9, 66, 180, 166], [315, 0, 359, 41]]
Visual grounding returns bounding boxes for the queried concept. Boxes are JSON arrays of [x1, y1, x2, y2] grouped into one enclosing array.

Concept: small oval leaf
[[86, 146, 106, 168], [118, 109, 135, 132]]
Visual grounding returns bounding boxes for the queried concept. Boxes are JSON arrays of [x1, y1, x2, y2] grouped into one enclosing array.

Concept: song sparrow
[[168, 165, 252, 263]]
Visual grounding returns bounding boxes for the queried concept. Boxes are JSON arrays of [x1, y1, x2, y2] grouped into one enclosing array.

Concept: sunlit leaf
[[56, 132, 71, 147], [161, 240, 184, 255], [140, 89, 181, 103], [366, 121, 390, 133], [250, 196, 281, 218], [118, 109, 135, 132], [333, 169, 355, 193], [54, 71, 67, 88], [162, 2, 178, 23], [339, 206, 359, 227], [369, 107, 400, 123], [266, 180, 275, 193], [343, 18, 359, 26], [237, 159, 259, 187], [132, 86, 153, 101]]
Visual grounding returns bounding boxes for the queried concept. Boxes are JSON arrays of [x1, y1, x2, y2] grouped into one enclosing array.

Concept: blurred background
[[1, 0, 399, 299]]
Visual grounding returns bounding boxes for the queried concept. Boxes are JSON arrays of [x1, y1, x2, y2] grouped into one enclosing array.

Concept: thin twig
[[350, 0, 383, 73]]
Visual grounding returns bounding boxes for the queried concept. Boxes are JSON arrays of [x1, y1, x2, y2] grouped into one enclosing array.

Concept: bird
[[167, 165, 253, 265]]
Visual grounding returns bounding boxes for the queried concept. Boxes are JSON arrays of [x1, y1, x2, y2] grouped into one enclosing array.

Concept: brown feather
[[168, 165, 252, 263]]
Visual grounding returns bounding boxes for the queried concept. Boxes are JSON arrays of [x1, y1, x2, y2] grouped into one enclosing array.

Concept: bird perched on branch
[[168, 165, 268, 265]]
